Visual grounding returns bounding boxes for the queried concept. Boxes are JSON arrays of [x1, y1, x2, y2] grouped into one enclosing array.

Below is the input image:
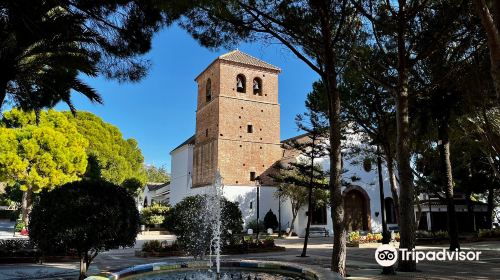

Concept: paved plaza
[[0, 235, 499, 279]]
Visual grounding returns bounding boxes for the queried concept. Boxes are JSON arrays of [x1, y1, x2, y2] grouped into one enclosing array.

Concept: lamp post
[[377, 146, 388, 236], [278, 186, 282, 237], [255, 176, 261, 240], [377, 145, 395, 275]]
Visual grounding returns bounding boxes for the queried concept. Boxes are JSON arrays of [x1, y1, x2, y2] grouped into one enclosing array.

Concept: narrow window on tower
[[253, 77, 262, 95], [247, 124, 253, 133], [205, 78, 212, 102], [236, 74, 246, 93], [250, 171, 256, 181], [205, 129, 208, 137]]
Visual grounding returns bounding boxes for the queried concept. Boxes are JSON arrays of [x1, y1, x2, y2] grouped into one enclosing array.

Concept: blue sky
[[55, 25, 319, 171]]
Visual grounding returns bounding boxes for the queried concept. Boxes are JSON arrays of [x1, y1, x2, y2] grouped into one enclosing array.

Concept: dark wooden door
[[344, 190, 367, 231]]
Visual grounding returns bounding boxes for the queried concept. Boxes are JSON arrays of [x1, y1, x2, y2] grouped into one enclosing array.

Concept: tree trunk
[[301, 187, 314, 257], [465, 192, 475, 231], [79, 255, 87, 280], [395, 1, 416, 270], [475, 0, 500, 101], [385, 146, 400, 223], [21, 187, 33, 225], [289, 207, 299, 237], [288, 203, 299, 237], [438, 121, 460, 251], [326, 74, 346, 276], [415, 196, 422, 230], [395, 73, 416, 272], [308, 0, 345, 275], [487, 185, 495, 229]]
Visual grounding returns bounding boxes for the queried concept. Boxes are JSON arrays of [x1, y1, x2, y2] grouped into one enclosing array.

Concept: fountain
[[205, 171, 224, 279], [86, 172, 337, 280]]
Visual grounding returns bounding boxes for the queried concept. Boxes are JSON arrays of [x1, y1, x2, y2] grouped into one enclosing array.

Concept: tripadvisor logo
[[375, 244, 482, 266], [375, 244, 398, 267]]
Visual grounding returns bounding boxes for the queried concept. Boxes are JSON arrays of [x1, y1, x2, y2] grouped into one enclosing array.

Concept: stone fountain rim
[[84, 259, 341, 280]]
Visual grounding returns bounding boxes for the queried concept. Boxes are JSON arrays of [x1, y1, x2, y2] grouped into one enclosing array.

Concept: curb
[[85, 259, 341, 280]]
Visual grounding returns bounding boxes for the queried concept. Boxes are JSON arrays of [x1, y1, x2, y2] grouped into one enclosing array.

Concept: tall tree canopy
[[64, 112, 147, 186], [145, 165, 170, 183], [474, 0, 500, 100], [353, 0, 478, 270], [0, 109, 88, 223], [0, 0, 168, 111], [1, 109, 147, 188]]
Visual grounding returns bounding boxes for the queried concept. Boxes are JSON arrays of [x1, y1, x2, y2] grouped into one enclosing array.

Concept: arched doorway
[[343, 186, 370, 231]]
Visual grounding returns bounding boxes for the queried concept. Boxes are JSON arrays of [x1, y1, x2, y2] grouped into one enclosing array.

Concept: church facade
[[169, 50, 397, 237]]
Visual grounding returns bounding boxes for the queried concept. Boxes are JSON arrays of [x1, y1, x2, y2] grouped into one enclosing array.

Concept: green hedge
[[0, 210, 19, 221]]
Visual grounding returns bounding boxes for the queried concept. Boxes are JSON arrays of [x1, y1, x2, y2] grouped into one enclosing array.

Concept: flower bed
[[223, 236, 286, 254], [137, 236, 285, 257], [346, 231, 384, 247]]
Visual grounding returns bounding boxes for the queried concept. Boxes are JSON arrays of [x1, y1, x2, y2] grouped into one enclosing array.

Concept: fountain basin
[[85, 260, 340, 280]]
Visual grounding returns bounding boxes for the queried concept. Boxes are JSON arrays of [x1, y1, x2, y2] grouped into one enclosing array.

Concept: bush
[[0, 210, 19, 221], [244, 236, 276, 249], [222, 198, 244, 235], [165, 195, 243, 259], [433, 230, 448, 239], [246, 219, 265, 232], [29, 179, 140, 280], [142, 240, 162, 252], [263, 209, 279, 230], [141, 240, 181, 253], [0, 239, 34, 252], [141, 203, 169, 227], [262, 236, 276, 247], [416, 230, 433, 238], [15, 220, 25, 232], [478, 228, 500, 238], [0, 239, 39, 259]]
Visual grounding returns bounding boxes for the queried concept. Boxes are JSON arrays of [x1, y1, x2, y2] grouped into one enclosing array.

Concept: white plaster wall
[[222, 185, 293, 232], [169, 139, 399, 235], [293, 149, 397, 235], [170, 144, 194, 205], [294, 205, 333, 238]]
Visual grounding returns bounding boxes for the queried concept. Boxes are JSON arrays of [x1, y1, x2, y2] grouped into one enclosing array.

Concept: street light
[[377, 144, 395, 275], [278, 186, 282, 237], [255, 176, 261, 240]]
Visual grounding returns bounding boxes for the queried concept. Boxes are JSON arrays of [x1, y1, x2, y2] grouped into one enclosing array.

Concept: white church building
[[168, 50, 398, 237]]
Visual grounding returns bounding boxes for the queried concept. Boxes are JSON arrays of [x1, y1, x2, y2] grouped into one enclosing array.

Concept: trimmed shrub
[[0, 239, 39, 259], [29, 179, 139, 280], [246, 219, 265, 232], [141, 240, 180, 253], [14, 220, 25, 232], [263, 209, 279, 230]]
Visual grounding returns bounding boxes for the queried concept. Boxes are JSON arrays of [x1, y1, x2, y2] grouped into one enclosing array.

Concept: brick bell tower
[[192, 50, 282, 187]]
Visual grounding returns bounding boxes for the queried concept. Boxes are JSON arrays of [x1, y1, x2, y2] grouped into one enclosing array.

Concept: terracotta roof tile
[[219, 50, 281, 72]]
